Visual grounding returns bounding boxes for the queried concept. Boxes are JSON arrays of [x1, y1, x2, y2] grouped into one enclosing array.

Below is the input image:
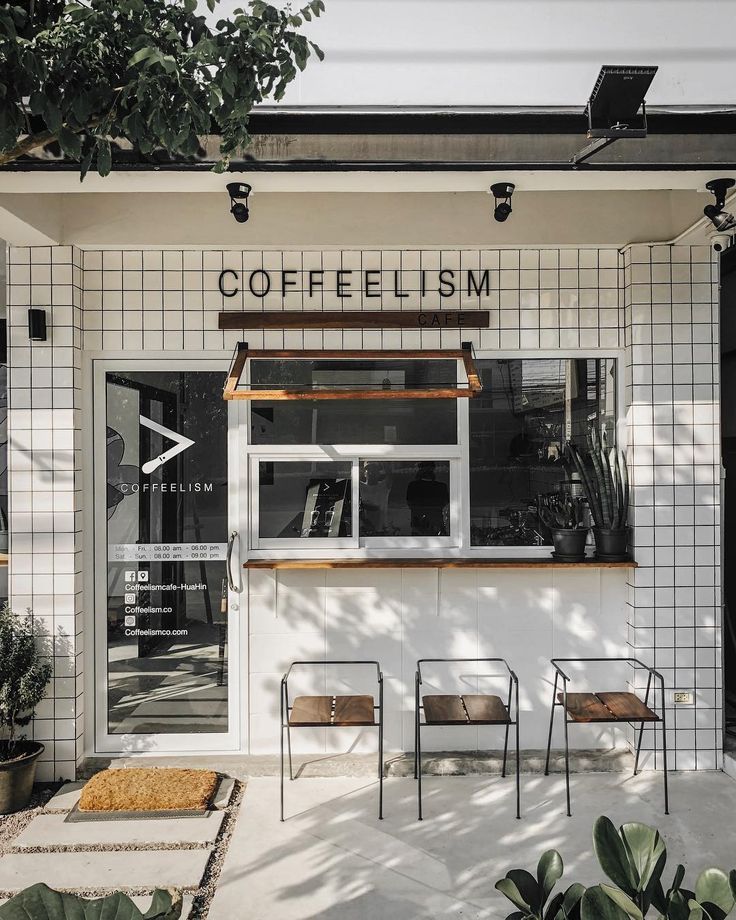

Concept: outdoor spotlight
[[226, 182, 252, 223], [491, 182, 515, 222], [27, 308, 47, 342], [704, 178, 736, 231]]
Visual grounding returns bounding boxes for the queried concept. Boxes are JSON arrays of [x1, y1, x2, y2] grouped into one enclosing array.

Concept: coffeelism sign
[[217, 255, 495, 329]]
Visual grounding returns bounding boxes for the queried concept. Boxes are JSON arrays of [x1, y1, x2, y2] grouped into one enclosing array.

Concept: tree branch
[[0, 130, 59, 166]]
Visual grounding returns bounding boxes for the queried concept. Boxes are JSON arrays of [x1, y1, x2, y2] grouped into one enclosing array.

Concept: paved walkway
[[0, 777, 235, 916], [209, 771, 736, 920]]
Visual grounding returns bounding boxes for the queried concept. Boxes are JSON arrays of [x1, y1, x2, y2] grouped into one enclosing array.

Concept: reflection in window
[[258, 461, 352, 539], [469, 359, 616, 546], [360, 460, 451, 537]]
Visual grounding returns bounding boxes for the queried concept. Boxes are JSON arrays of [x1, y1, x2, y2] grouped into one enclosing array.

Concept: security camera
[[710, 233, 734, 253], [704, 178, 736, 232], [491, 182, 515, 223], [226, 182, 252, 223]]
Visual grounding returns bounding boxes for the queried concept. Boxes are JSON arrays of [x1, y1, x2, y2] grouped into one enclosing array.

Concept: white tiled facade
[[4, 244, 722, 779]]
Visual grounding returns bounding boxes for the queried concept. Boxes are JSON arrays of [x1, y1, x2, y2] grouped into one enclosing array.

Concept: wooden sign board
[[219, 310, 490, 330]]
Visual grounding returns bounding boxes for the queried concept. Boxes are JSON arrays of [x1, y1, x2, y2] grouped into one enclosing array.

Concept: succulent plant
[[496, 815, 736, 920], [0, 885, 182, 920], [565, 428, 629, 531], [538, 493, 587, 531]]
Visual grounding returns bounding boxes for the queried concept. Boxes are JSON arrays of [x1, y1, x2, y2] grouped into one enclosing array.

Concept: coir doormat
[[66, 768, 219, 822]]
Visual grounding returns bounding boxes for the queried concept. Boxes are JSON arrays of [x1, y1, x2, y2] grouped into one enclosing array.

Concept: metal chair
[[415, 657, 520, 820], [544, 657, 669, 817], [280, 660, 384, 821]]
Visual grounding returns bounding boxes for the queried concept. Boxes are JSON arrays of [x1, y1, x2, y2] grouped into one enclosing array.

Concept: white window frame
[[244, 348, 624, 560]]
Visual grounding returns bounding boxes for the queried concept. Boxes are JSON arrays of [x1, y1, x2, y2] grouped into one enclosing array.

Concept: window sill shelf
[[244, 557, 636, 570]]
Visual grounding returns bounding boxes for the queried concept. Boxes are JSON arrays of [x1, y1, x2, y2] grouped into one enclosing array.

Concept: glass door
[[93, 363, 244, 753]]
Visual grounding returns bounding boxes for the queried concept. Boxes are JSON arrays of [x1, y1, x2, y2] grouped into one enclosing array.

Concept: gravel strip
[[0, 786, 59, 854], [188, 780, 245, 920], [14, 841, 212, 854]]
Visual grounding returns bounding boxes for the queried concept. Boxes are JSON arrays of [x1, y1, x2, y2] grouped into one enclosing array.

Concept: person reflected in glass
[[406, 461, 449, 536], [360, 461, 393, 535]]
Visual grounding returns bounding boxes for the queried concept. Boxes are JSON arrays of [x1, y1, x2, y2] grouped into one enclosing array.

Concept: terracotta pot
[[0, 741, 44, 814], [593, 527, 629, 562], [550, 528, 588, 562]]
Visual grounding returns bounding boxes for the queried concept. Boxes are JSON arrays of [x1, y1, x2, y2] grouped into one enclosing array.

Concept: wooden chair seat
[[423, 693, 510, 725], [559, 691, 658, 723], [289, 694, 376, 727]]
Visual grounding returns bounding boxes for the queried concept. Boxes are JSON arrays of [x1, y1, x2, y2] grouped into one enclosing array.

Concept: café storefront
[[4, 239, 722, 780]]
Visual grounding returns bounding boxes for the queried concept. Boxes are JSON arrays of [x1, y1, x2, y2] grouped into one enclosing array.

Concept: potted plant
[[538, 493, 588, 562], [0, 605, 52, 813], [566, 428, 629, 562], [0, 504, 8, 554]]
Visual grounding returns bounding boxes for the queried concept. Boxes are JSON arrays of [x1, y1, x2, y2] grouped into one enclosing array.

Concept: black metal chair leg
[[563, 707, 571, 817], [502, 721, 510, 778], [515, 679, 521, 819], [661, 681, 670, 815], [286, 721, 294, 781], [414, 674, 419, 780], [544, 672, 558, 776], [417, 718, 423, 821], [378, 679, 384, 820], [634, 720, 645, 775], [280, 687, 285, 822]]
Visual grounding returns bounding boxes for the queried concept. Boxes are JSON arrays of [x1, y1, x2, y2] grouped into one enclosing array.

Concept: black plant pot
[[550, 528, 588, 562], [593, 527, 629, 562], [0, 741, 44, 814]]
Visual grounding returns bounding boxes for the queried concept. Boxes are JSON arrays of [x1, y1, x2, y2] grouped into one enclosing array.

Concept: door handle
[[226, 530, 243, 593]]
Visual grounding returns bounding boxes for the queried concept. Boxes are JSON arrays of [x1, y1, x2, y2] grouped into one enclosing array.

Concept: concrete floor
[[210, 771, 736, 920]]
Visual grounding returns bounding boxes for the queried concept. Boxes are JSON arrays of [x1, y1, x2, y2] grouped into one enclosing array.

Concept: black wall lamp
[[27, 308, 47, 342], [491, 182, 515, 222], [227, 182, 252, 223], [704, 178, 736, 232], [571, 65, 658, 166]]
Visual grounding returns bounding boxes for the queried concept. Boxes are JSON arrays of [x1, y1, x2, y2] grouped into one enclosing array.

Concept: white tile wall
[[624, 244, 722, 771], [4, 245, 722, 775]]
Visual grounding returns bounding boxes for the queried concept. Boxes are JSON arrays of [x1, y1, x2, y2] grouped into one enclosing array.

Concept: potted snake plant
[[0, 605, 52, 813], [538, 493, 589, 562], [565, 428, 629, 562]]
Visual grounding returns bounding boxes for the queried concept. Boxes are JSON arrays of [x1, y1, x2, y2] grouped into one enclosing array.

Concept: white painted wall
[[214, 0, 736, 107]]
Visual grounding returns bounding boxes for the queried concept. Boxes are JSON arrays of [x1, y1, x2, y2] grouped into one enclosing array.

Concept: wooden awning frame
[[223, 342, 482, 400]]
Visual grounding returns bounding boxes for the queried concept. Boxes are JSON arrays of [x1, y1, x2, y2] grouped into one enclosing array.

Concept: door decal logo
[[140, 415, 195, 474]]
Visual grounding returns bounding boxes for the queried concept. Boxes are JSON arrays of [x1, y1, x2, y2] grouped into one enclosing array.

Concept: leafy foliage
[[538, 493, 586, 531], [0, 883, 182, 920], [0, 604, 52, 760], [0, 0, 325, 177], [565, 428, 629, 530], [496, 816, 736, 920]]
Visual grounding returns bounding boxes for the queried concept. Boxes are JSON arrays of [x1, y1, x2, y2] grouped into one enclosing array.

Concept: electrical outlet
[[673, 691, 694, 705]]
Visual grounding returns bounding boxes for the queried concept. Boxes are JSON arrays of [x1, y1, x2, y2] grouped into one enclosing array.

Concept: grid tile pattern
[[4, 244, 722, 775], [79, 248, 624, 353], [6, 245, 83, 782], [624, 244, 722, 771]]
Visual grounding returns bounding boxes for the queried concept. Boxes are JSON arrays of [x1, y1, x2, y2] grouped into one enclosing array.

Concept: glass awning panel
[[223, 343, 482, 400]]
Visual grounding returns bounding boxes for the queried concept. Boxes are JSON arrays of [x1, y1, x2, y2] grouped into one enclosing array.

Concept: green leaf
[[0, 884, 182, 920], [580, 886, 630, 920], [129, 46, 158, 66], [619, 823, 667, 893], [695, 869, 735, 916], [96, 138, 111, 177], [599, 884, 643, 920], [495, 877, 534, 913], [593, 817, 636, 896], [57, 126, 82, 160], [537, 851, 564, 903]]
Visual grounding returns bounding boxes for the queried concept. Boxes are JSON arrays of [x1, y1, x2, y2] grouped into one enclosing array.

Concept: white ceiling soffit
[[0, 169, 731, 195]]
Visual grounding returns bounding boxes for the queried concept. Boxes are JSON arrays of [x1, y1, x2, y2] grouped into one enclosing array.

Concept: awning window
[[223, 343, 482, 400]]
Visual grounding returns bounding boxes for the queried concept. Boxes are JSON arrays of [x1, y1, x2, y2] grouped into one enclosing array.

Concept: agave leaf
[[695, 868, 735, 915], [0, 885, 183, 920], [593, 817, 637, 896], [537, 850, 564, 903], [600, 884, 644, 919], [580, 885, 630, 920], [566, 442, 603, 527]]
